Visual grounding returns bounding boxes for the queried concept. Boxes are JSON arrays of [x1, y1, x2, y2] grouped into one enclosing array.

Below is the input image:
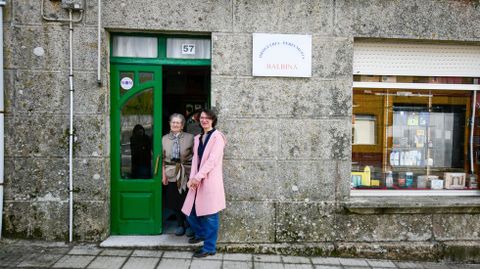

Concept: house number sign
[[181, 44, 196, 55]]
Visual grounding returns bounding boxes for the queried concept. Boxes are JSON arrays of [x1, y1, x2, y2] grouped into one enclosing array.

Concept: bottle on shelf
[[386, 171, 394, 188]]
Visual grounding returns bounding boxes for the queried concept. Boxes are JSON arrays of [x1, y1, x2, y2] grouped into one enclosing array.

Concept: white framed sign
[[120, 77, 134, 90], [253, 33, 312, 77], [181, 43, 196, 55]]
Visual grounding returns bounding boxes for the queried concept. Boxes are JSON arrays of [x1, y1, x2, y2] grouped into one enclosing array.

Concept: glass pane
[[166, 38, 211, 59], [352, 88, 479, 191], [120, 72, 134, 95], [139, 72, 154, 84], [112, 36, 158, 58], [121, 88, 154, 179]]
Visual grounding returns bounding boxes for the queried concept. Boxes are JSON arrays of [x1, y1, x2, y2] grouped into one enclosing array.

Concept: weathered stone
[[72, 27, 100, 71], [13, 0, 67, 25], [103, 0, 232, 32], [74, 71, 106, 114], [4, 69, 15, 112], [335, 214, 432, 242], [53, 255, 97, 268], [276, 160, 335, 201], [433, 214, 480, 241], [443, 241, 480, 263], [74, 115, 106, 158], [312, 37, 353, 79], [276, 202, 336, 242], [221, 201, 275, 243], [73, 201, 109, 241], [211, 33, 251, 76], [221, 119, 278, 159], [213, 77, 352, 118], [73, 158, 107, 201], [5, 114, 67, 157], [224, 160, 278, 201], [4, 157, 68, 201], [334, 242, 441, 261], [233, 0, 333, 35], [3, 201, 68, 240], [335, 0, 480, 40], [278, 118, 350, 160], [335, 160, 351, 201]]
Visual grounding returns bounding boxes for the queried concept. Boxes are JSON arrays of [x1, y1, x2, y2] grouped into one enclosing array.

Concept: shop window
[[352, 80, 480, 193]]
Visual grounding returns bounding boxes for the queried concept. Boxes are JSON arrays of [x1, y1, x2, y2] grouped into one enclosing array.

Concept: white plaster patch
[[291, 185, 299, 192], [33, 47, 45, 57], [18, 90, 23, 95], [92, 151, 99, 157], [93, 174, 101, 180], [36, 193, 61, 202]]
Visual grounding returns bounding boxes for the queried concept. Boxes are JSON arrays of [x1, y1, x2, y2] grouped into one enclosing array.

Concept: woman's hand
[[187, 179, 200, 190], [162, 175, 168, 185]]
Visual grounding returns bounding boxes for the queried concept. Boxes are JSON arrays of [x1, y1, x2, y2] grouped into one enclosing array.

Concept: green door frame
[[110, 33, 211, 235]]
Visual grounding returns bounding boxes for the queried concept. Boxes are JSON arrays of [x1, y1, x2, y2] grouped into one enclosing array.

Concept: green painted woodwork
[[110, 33, 211, 235]]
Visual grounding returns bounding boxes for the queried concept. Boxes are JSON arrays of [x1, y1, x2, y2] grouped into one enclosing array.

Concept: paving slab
[[87, 256, 127, 269], [0, 252, 30, 267], [223, 260, 254, 269], [99, 249, 132, 256], [223, 253, 253, 261], [396, 261, 426, 268], [16, 253, 63, 268], [53, 255, 97, 268], [339, 258, 370, 267], [367, 259, 397, 268], [122, 257, 159, 269], [100, 235, 192, 247], [255, 262, 286, 269], [131, 250, 163, 257], [254, 254, 283, 263], [311, 257, 341, 265], [422, 262, 451, 269], [285, 264, 314, 269], [190, 259, 222, 269], [68, 245, 102, 255], [314, 265, 343, 269], [162, 250, 193, 259], [156, 258, 191, 269], [282, 255, 311, 264]]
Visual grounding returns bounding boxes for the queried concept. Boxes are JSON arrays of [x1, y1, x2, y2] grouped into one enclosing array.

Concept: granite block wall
[[2, 0, 480, 259]]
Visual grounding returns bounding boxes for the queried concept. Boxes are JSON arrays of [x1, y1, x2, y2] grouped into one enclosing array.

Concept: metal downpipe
[[68, 9, 74, 243], [0, 0, 6, 240]]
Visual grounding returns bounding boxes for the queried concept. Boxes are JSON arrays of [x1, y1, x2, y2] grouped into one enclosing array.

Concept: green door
[[110, 64, 162, 235]]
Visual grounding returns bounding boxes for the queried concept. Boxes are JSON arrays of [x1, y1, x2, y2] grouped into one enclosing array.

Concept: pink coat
[[181, 130, 227, 216]]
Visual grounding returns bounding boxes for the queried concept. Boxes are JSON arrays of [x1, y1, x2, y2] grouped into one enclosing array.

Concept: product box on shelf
[[444, 172, 466, 189]]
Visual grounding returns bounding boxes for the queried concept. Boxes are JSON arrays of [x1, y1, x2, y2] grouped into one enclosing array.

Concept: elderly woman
[[182, 109, 227, 258], [162, 113, 194, 236]]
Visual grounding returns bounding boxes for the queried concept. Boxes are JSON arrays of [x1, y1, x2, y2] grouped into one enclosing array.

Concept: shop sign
[[252, 33, 312, 77]]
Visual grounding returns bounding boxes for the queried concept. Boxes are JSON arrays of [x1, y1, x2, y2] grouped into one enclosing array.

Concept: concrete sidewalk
[[0, 240, 479, 269]]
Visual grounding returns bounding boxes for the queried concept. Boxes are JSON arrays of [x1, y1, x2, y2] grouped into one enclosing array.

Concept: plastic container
[[385, 171, 394, 188]]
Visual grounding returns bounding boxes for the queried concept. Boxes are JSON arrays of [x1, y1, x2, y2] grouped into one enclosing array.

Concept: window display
[[352, 79, 480, 192]]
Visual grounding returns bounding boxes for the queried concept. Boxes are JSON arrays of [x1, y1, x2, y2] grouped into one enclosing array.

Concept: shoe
[[193, 249, 215, 258], [188, 237, 204, 244], [185, 227, 194, 237], [175, 226, 185, 236]]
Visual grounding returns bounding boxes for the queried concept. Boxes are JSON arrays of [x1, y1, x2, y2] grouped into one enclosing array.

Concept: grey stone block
[[433, 214, 480, 240], [221, 201, 275, 243], [14, 0, 68, 25], [68, 245, 102, 255], [221, 119, 278, 159], [254, 255, 282, 263], [122, 257, 159, 269], [87, 256, 127, 269], [72, 27, 101, 71], [213, 77, 352, 119], [255, 262, 286, 269], [276, 160, 335, 201], [336, 214, 432, 242], [190, 259, 222, 269], [335, 0, 480, 40], [395, 261, 426, 269], [314, 266, 342, 269], [131, 250, 163, 257], [99, 249, 132, 256], [311, 257, 341, 265], [367, 259, 397, 268], [74, 158, 107, 201], [312, 37, 353, 79], [53, 255, 97, 268], [161, 251, 192, 259], [4, 157, 68, 201], [339, 258, 369, 267], [73, 201, 109, 241], [5, 114, 67, 157], [103, 0, 232, 32], [3, 201, 68, 240], [224, 160, 278, 200], [223, 260, 253, 269], [275, 202, 336, 242], [278, 118, 350, 160], [282, 255, 311, 264], [233, 0, 333, 34], [74, 72, 107, 114], [223, 253, 253, 261], [335, 160, 351, 201], [284, 264, 314, 269], [4, 69, 15, 113], [212, 33, 251, 76], [74, 115, 106, 158], [156, 258, 191, 269], [17, 253, 63, 268]]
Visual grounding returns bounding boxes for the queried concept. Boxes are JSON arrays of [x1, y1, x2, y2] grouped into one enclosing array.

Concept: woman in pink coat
[[181, 108, 226, 258]]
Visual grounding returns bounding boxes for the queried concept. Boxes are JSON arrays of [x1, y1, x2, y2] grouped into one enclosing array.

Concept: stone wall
[[2, 0, 480, 260]]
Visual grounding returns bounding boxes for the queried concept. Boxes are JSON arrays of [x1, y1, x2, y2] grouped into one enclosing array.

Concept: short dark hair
[[200, 108, 218, 128]]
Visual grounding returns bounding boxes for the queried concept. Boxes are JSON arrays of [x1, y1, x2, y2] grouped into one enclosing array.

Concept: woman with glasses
[[182, 109, 227, 258]]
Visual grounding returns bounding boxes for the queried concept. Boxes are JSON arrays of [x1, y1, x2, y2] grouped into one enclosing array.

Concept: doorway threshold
[[100, 234, 200, 249]]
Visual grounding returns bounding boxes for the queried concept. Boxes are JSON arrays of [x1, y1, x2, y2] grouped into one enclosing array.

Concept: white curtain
[[112, 36, 157, 58]]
